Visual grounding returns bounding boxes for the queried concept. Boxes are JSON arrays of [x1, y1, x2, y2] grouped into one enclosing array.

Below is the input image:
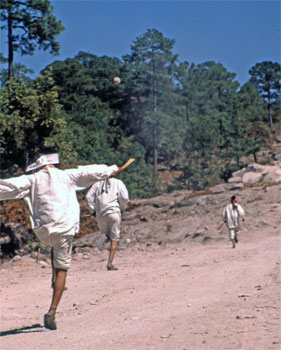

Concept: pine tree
[[0, 0, 64, 79]]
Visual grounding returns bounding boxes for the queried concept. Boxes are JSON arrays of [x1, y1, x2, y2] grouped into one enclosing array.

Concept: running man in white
[[0, 150, 121, 330], [86, 177, 129, 271], [222, 195, 245, 248]]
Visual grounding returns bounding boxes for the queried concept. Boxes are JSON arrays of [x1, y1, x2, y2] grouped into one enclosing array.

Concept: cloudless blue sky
[[1, 0, 280, 85]]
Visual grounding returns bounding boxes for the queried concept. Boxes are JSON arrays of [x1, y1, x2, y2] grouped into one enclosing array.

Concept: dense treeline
[[0, 2, 280, 197]]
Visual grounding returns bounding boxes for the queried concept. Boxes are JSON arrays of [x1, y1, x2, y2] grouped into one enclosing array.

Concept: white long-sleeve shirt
[[222, 203, 245, 229], [85, 178, 129, 218], [0, 164, 118, 238]]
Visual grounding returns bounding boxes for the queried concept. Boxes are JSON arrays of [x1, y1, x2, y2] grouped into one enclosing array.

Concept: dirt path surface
[[1, 231, 280, 350], [1, 183, 281, 349]]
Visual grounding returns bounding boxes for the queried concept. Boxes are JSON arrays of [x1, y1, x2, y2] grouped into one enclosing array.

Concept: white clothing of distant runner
[[86, 177, 129, 270], [222, 195, 245, 248]]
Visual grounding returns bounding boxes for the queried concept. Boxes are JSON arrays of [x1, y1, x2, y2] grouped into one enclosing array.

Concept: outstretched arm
[[66, 164, 119, 189], [0, 176, 31, 201]]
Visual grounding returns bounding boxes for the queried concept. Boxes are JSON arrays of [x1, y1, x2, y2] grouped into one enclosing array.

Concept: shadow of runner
[[0, 323, 44, 336]]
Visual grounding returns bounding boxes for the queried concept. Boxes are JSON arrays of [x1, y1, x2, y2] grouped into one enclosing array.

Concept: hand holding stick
[[113, 158, 135, 175]]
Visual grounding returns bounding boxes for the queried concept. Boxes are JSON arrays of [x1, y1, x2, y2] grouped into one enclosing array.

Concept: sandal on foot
[[44, 314, 57, 330], [107, 265, 118, 271]]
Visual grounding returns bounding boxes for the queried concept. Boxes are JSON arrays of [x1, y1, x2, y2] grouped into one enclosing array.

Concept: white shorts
[[228, 228, 239, 240], [97, 212, 121, 241], [34, 229, 73, 270]]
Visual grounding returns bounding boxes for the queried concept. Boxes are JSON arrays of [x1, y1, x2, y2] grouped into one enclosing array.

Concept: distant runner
[[222, 195, 245, 248], [86, 177, 129, 271]]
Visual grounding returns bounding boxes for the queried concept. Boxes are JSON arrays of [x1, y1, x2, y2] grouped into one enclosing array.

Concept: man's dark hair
[[27, 146, 60, 170], [231, 195, 236, 202], [39, 146, 59, 156]]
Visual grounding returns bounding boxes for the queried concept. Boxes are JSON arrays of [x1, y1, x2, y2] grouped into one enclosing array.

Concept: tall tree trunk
[[8, 6, 14, 80], [152, 47, 158, 181], [153, 77, 158, 180], [153, 123, 158, 176], [267, 91, 273, 132]]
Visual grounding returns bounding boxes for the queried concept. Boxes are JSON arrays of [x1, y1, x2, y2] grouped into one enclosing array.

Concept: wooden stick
[[112, 158, 135, 176], [120, 158, 135, 171]]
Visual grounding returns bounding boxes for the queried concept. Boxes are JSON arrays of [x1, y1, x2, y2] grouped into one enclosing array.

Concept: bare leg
[[51, 248, 56, 288], [48, 269, 67, 317], [51, 249, 67, 290], [107, 240, 118, 270], [232, 239, 236, 249]]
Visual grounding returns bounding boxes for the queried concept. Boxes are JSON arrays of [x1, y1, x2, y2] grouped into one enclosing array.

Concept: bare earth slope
[[0, 183, 280, 350]]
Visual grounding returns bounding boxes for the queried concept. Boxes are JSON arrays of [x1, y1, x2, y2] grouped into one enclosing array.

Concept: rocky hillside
[[1, 160, 280, 263], [74, 164, 280, 253]]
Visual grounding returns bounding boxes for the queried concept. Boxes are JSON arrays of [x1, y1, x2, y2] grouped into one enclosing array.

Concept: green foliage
[[0, 73, 67, 174], [184, 114, 221, 157], [44, 52, 154, 197], [249, 61, 281, 101], [179, 62, 239, 118], [219, 83, 269, 165], [116, 141, 156, 198], [27, 241, 43, 252], [48, 52, 124, 112], [45, 53, 124, 165], [236, 82, 269, 162], [249, 61, 281, 130], [181, 62, 240, 162], [0, 24, 279, 196], [1, 0, 64, 78], [180, 152, 221, 191], [167, 180, 183, 194], [123, 28, 184, 175], [272, 94, 281, 125], [0, 63, 33, 87], [0, 0, 64, 54], [178, 61, 270, 189]]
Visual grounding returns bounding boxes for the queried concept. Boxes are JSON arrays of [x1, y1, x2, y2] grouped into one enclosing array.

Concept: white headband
[[26, 153, 59, 172]]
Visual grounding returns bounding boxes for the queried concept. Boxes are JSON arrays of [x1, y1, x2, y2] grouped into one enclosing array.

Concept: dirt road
[[1, 230, 280, 350]]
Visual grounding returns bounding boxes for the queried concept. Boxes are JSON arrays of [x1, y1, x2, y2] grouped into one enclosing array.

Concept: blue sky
[[1, 0, 280, 85]]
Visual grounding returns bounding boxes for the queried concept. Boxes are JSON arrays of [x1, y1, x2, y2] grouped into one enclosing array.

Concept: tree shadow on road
[[0, 323, 44, 336]]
